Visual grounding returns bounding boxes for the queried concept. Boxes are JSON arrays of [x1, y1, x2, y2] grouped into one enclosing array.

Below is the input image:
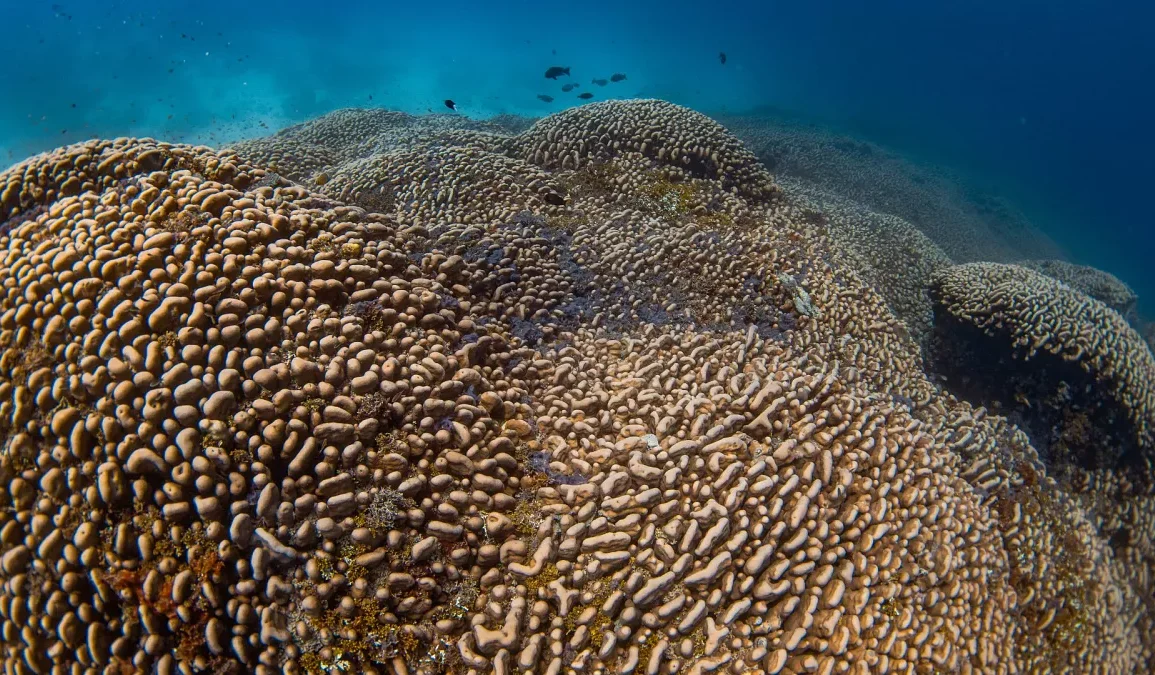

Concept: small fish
[[544, 192, 565, 206], [444, 99, 457, 112], [610, 73, 627, 82], [577, 92, 593, 99], [552, 48, 557, 55], [537, 94, 554, 103], [561, 83, 577, 92], [545, 66, 571, 79], [592, 78, 608, 86], [719, 51, 727, 65]]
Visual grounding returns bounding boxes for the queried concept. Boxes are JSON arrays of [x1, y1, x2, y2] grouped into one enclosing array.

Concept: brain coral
[[510, 100, 777, 200], [323, 145, 565, 226], [929, 262, 1155, 469], [1020, 258, 1140, 321], [0, 102, 1151, 675], [778, 177, 952, 346]]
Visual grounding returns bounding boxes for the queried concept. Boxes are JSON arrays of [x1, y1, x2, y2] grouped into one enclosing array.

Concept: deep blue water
[[2, 0, 1152, 308]]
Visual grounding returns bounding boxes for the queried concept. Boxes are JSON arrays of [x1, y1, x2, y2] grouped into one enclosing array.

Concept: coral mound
[[1020, 258, 1140, 320], [929, 262, 1155, 468], [230, 100, 779, 224], [324, 146, 565, 225], [720, 114, 1064, 263], [779, 178, 951, 345], [0, 103, 1151, 675], [511, 100, 777, 199]]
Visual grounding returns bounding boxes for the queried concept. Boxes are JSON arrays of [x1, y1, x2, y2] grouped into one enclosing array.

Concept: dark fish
[[552, 49, 557, 55], [545, 66, 571, 79], [610, 73, 627, 82], [544, 192, 565, 206], [561, 83, 577, 92], [577, 92, 594, 100], [592, 78, 608, 86], [719, 51, 727, 65], [537, 94, 554, 103], [444, 99, 457, 112]]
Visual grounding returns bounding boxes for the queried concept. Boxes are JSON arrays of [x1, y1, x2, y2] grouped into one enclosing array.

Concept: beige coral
[[779, 177, 952, 344], [323, 145, 564, 226], [0, 102, 1151, 675], [512, 100, 777, 201], [1020, 258, 1140, 320], [930, 262, 1155, 460], [721, 114, 1063, 263]]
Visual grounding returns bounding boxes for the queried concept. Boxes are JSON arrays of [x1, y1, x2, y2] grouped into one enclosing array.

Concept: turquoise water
[[2, 0, 1152, 304]]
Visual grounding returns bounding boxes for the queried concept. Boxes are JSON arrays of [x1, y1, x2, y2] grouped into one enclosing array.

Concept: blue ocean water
[[2, 0, 1152, 306]]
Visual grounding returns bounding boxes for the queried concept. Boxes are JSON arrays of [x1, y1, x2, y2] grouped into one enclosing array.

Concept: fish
[[577, 92, 594, 100], [544, 192, 565, 206], [444, 99, 457, 112], [610, 73, 627, 82], [561, 83, 578, 92], [537, 94, 554, 103], [719, 52, 727, 65], [592, 78, 608, 86], [545, 66, 571, 79]]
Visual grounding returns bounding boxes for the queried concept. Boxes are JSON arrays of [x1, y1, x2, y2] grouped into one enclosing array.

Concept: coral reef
[[0, 101, 1151, 675], [1020, 258, 1140, 321], [779, 178, 952, 346], [720, 114, 1065, 264], [929, 262, 1155, 469]]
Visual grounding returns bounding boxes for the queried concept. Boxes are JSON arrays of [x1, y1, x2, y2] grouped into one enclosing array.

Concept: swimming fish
[[592, 78, 608, 86], [545, 66, 571, 79], [719, 52, 727, 65], [537, 94, 554, 103], [610, 73, 627, 82], [544, 192, 565, 206], [561, 83, 578, 92], [444, 99, 457, 112], [577, 92, 594, 99]]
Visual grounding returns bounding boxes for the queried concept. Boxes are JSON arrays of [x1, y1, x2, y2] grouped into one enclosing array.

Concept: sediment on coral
[[0, 101, 1151, 675]]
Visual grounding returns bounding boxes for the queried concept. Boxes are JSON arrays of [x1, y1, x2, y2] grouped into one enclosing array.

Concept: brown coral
[[780, 178, 952, 345], [1020, 258, 1140, 320], [721, 114, 1064, 263], [512, 100, 778, 201], [930, 262, 1155, 468], [0, 101, 1151, 675]]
